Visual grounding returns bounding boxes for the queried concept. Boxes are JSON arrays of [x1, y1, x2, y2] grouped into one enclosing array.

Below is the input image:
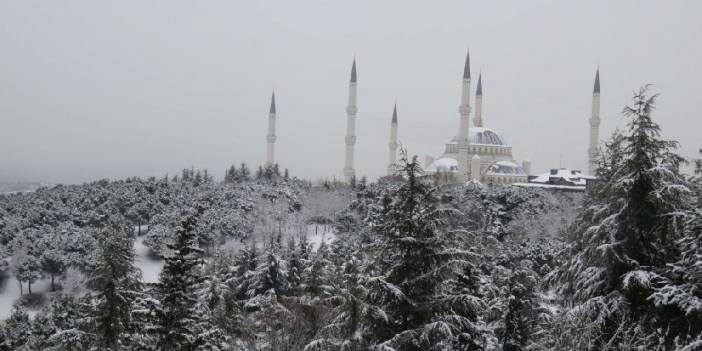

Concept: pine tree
[[558, 86, 692, 347], [155, 207, 205, 351], [304, 256, 386, 351], [88, 228, 143, 350], [41, 247, 66, 292], [502, 270, 537, 351], [0, 307, 32, 350], [14, 253, 42, 295], [240, 162, 251, 181], [373, 153, 484, 350]]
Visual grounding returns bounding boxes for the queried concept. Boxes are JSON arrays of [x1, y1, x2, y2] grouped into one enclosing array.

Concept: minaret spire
[[463, 50, 471, 79], [266, 91, 277, 166], [457, 49, 472, 182], [474, 73, 483, 127], [593, 67, 600, 94], [343, 58, 358, 182], [588, 67, 601, 175], [388, 103, 399, 176]]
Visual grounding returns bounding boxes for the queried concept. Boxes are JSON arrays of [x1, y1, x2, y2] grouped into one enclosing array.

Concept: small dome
[[451, 127, 507, 146], [485, 161, 526, 176]]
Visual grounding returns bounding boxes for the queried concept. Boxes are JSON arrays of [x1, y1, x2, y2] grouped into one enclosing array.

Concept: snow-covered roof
[[449, 127, 508, 146], [513, 182, 586, 191], [530, 168, 591, 186], [424, 157, 458, 172], [485, 160, 526, 176]]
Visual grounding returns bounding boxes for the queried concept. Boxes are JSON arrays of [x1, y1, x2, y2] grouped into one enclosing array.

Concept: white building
[[515, 168, 597, 191], [264, 52, 601, 185], [423, 51, 530, 185]]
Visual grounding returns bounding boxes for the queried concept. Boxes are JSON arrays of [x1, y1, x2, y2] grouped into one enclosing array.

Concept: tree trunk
[[51, 274, 55, 291], [28, 281, 32, 295], [18, 280, 23, 296]]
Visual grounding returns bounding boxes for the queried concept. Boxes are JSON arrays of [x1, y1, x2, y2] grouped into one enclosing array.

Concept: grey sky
[[1, 0, 701, 184]]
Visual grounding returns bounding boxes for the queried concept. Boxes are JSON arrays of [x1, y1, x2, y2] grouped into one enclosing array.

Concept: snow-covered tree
[[13, 252, 42, 295], [155, 207, 206, 351], [40, 248, 66, 292], [88, 227, 143, 350], [557, 86, 693, 347], [372, 154, 485, 350]]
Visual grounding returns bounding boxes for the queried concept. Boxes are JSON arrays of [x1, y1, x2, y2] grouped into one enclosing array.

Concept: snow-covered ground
[[305, 224, 336, 251], [134, 235, 165, 284], [0, 274, 52, 319], [0, 224, 336, 319], [223, 224, 337, 253]]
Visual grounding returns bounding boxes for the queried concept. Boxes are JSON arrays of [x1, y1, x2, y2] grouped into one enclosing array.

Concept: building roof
[[269, 92, 276, 114], [476, 73, 482, 96], [350, 59, 357, 83], [594, 68, 600, 94], [530, 168, 594, 186], [463, 50, 471, 80], [486, 160, 526, 176], [450, 127, 508, 146], [424, 157, 458, 173]]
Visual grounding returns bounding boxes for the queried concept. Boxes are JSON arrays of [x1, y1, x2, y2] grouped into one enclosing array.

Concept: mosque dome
[[450, 127, 508, 146]]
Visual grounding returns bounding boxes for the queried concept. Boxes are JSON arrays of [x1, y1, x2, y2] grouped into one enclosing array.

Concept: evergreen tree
[[373, 153, 484, 350], [41, 246, 66, 292], [304, 256, 385, 351], [14, 253, 42, 295], [558, 86, 692, 347], [88, 228, 143, 350], [240, 162, 251, 181], [155, 207, 206, 351], [0, 308, 32, 350], [502, 270, 537, 351]]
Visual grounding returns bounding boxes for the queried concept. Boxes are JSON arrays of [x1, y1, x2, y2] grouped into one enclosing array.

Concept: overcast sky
[[1, 1, 701, 184]]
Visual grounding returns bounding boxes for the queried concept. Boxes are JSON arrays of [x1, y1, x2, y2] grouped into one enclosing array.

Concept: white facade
[[425, 53, 528, 185]]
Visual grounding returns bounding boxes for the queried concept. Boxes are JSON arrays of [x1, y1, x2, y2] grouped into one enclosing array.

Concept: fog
[[1, 0, 700, 183]]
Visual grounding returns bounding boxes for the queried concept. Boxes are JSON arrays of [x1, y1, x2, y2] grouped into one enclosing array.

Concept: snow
[[530, 168, 589, 185], [306, 224, 336, 251], [134, 235, 165, 284], [424, 157, 458, 172], [486, 160, 526, 175], [513, 182, 586, 191], [0, 274, 52, 319]]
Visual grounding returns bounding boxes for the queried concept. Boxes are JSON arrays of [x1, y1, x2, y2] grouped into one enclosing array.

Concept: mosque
[[263, 51, 602, 184]]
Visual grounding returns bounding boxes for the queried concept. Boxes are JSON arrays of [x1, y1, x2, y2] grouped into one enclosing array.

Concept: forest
[[0, 87, 700, 350]]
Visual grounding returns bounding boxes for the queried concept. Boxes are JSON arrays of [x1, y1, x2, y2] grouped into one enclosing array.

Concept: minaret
[[387, 103, 399, 176], [588, 68, 601, 175], [266, 91, 277, 166], [343, 59, 358, 181], [457, 50, 472, 182], [474, 73, 483, 127]]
